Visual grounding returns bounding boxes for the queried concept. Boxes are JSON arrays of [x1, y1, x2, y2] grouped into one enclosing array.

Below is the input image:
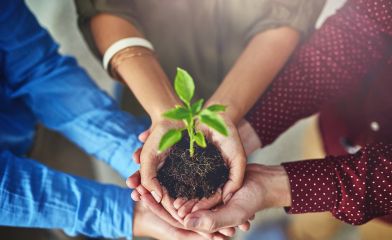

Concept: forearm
[[2, 0, 146, 178], [282, 142, 392, 225], [208, 27, 299, 124], [90, 14, 180, 122], [255, 165, 292, 209], [0, 151, 134, 238], [245, 1, 391, 146]]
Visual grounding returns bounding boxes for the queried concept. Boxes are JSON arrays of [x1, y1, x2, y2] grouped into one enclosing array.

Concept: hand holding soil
[[132, 68, 247, 228], [183, 164, 292, 234]]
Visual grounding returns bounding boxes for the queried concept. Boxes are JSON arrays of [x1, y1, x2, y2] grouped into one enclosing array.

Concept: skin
[[130, 164, 292, 236], [90, 11, 298, 231], [207, 27, 300, 124], [182, 164, 292, 233], [128, 171, 238, 239], [133, 201, 218, 240]]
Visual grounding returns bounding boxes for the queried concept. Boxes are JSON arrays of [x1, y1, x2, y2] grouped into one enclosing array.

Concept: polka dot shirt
[[283, 143, 392, 225], [246, 0, 392, 225]]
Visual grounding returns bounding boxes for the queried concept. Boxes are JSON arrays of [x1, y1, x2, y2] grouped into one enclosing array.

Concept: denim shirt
[[0, 0, 148, 238]]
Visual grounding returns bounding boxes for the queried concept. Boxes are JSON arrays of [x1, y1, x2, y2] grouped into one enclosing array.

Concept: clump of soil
[[157, 136, 229, 199]]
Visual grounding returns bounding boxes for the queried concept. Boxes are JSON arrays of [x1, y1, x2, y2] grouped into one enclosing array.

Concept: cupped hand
[[132, 115, 248, 218], [128, 170, 235, 240], [134, 200, 219, 240], [183, 164, 291, 233], [190, 113, 247, 213], [136, 119, 184, 221]]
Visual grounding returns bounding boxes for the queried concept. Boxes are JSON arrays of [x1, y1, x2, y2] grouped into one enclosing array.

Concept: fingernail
[[151, 191, 161, 203], [186, 217, 200, 228], [223, 193, 233, 205], [191, 205, 199, 213]]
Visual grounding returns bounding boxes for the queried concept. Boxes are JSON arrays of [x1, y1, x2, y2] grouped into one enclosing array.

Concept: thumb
[[140, 167, 163, 203], [143, 178, 163, 203], [138, 128, 151, 143], [140, 149, 164, 203], [222, 153, 246, 202]]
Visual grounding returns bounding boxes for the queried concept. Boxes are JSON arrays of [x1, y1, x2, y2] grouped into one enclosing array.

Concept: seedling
[[159, 68, 228, 157]]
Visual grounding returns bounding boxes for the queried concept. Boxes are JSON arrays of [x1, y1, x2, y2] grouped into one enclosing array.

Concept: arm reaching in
[[184, 142, 392, 233], [1, 0, 148, 178]]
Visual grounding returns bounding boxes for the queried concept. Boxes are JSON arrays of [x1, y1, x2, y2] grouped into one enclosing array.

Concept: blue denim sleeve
[[0, 0, 149, 178], [0, 150, 134, 238]]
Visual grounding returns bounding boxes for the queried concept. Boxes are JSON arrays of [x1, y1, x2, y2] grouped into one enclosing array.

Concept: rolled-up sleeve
[[1, 0, 148, 178], [245, 0, 326, 42]]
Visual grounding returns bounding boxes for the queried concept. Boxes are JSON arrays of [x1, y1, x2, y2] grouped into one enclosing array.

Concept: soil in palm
[[157, 136, 229, 199]]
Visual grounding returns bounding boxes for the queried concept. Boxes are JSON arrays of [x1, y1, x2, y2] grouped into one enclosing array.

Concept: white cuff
[[102, 37, 154, 71]]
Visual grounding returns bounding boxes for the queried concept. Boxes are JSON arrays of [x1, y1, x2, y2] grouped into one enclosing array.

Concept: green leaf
[[199, 110, 229, 136], [207, 104, 226, 112], [191, 99, 204, 115], [159, 129, 183, 152], [194, 131, 207, 148], [163, 106, 190, 120], [174, 68, 195, 105]]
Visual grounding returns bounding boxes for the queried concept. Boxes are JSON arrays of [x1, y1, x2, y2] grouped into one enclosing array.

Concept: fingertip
[[178, 200, 198, 218], [191, 204, 200, 213], [133, 148, 142, 164], [218, 227, 236, 237], [174, 198, 187, 210], [138, 129, 150, 142], [125, 177, 132, 188], [141, 176, 163, 203], [126, 171, 141, 189], [222, 180, 241, 201], [151, 190, 162, 203], [131, 190, 141, 201], [212, 234, 226, 240], [238, 221, 251, 232]]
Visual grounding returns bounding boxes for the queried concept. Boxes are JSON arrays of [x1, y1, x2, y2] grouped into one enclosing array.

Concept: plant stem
[[187, 117, 195, 157]]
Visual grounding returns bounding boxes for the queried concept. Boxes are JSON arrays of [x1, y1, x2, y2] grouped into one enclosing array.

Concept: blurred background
[[2, 0, 373, 239]]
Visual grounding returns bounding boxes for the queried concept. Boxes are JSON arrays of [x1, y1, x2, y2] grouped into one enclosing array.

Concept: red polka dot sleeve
[[245, 0, 392, 225], [282, 142, 392, 225], [246, 0, 392, 146]]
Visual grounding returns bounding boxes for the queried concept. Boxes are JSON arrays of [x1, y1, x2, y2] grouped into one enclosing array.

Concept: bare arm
[[208, 27, 300, 124], [90, 14, 179, 123]]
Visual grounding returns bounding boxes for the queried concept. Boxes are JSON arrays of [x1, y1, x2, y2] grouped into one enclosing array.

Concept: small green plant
[[159, 68, 228, 157]]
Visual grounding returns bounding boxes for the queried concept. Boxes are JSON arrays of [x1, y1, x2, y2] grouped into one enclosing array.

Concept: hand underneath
[[132, 113, 247, 218], [182, 164, 291, 233], [128, 170, 236, 240], [133, 201, 209, 240]]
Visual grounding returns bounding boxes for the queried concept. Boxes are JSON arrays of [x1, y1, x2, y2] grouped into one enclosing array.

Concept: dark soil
[[157, 136, 229, 199]]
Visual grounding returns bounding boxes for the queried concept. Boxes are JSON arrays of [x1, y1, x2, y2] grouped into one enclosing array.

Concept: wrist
[[112, 54, 181, 123], [257, 165, 292, 208]]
